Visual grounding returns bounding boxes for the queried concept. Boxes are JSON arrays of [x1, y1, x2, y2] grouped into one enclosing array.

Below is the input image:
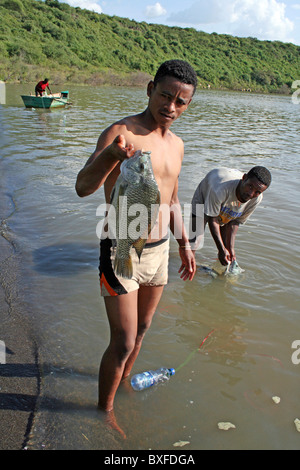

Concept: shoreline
[[0, 170, 40, 450], [3, 74, 293, 97]]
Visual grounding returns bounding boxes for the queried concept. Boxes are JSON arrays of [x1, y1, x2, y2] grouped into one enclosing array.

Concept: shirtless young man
[[75, 60, 197, 413]]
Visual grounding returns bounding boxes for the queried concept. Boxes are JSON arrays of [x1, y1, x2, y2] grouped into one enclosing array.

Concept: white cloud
[[63, 0, 102, 14], [167, 0, 294, 42], [232, 0, 294, 41], [145, 2, 167, 18]]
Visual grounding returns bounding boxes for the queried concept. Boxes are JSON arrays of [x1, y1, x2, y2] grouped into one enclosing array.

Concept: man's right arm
[[75, 133, 135, 197], [207, 216, 231, 266]]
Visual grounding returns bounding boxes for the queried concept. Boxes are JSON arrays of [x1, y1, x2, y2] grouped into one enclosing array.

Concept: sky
[[60, 0, 300, 45]]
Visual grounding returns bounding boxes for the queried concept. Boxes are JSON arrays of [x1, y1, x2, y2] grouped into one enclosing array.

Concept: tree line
[[0, 0, 299, 92]]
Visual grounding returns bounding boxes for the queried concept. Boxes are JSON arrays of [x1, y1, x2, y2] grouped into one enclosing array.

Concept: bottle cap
[[169, 368, 175, 376]]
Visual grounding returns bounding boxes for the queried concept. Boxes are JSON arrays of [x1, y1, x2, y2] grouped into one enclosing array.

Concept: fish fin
[[133, 238, 147, 260], [145, 192, 161, 240], [114, 255, 133, 279], [150, 192, 161, 223]]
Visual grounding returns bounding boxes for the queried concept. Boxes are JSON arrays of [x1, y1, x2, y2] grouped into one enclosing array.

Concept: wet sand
[[0, 186, 40, 450]]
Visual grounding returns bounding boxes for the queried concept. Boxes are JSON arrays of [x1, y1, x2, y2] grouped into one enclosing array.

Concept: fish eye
[[140, 163, 145, 170]]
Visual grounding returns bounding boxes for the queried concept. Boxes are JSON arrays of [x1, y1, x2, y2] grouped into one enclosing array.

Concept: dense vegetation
[[0, 0, 299, 92]]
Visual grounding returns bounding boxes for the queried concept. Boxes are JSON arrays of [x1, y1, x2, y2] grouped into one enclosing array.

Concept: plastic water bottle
[[131, 367, 175, 391]]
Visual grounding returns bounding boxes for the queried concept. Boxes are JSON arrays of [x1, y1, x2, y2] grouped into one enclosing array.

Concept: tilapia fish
[[108, 150, 160, 279]]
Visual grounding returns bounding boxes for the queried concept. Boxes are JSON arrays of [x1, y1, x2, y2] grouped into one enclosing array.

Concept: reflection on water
[[1, 84, 300, 450], [32, 243, 99, 276]]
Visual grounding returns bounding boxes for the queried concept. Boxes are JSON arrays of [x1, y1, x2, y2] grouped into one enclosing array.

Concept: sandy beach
[[0, 186, 40, 450]]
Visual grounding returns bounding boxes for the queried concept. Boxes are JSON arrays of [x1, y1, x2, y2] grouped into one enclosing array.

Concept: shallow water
[[1, 84, 300, 450]]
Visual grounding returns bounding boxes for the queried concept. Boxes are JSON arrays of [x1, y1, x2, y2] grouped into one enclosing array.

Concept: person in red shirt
[[35, 78, 52, 96]]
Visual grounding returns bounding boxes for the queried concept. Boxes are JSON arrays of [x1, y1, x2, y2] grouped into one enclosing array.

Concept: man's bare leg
[[122, 285, 164, 379], [98, 285, 164, 411], [98, 290, 139, 412]]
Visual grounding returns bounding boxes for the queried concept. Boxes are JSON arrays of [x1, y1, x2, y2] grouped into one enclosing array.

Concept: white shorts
[[99, 238, 169, 296]]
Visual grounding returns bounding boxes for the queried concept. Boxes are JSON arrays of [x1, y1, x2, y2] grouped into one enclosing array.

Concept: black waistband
[[144, 237, 169, 248], [100, 236, 169, 248]]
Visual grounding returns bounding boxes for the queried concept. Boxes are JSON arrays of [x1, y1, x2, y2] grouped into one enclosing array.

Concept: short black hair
[[247, 166, 272, 187], [153, 60, 198, 94]]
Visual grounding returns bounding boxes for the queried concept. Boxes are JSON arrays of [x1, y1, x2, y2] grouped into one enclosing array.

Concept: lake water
[[1, 84, 299, 450]]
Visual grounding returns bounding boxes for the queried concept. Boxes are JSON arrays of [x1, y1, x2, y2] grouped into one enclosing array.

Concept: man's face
[[237, 175, 268, 203], [147, 76, 194, 128]]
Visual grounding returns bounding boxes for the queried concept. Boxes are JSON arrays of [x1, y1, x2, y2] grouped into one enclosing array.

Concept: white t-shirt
[[189, 168, 263, 250], [191, 167, 262, 225]]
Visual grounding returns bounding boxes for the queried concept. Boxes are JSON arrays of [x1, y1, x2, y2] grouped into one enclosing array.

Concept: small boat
[[21, 91, 70, 109]]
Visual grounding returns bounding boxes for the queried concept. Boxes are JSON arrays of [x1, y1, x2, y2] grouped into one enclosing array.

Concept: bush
[[1, 0, 24, 13]]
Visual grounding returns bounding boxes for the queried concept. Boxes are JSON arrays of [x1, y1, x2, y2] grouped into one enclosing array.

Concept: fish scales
[[108, 150, 161, 279]]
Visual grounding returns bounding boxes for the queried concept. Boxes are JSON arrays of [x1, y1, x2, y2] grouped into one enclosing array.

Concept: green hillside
[[0, 0, 299, 92]]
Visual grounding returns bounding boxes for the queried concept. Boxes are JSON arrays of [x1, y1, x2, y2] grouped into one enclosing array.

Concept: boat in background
[[21, 91, 70, 109]]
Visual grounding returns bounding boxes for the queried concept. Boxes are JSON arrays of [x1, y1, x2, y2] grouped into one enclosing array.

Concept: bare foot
[[98, 407, 127, 440]]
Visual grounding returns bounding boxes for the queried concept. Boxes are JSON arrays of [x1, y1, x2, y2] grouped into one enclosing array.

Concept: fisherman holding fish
[[189, 166, 272, 266], [76, 60, 197, 414]]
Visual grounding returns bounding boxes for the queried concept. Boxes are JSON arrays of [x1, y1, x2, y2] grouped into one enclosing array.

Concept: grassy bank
[[0, 0, 299, 93]]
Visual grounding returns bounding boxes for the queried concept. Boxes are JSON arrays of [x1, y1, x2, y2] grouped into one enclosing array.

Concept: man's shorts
[[99, 238, 169, 296]]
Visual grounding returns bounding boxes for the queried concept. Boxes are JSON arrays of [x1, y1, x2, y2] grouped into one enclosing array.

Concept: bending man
[[189, 166, 271, 264]]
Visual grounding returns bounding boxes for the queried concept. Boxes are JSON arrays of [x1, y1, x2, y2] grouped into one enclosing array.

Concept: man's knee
[[112, 331, 136, 363], [114, 323, 151, 358], [136, 320, 152, 341]]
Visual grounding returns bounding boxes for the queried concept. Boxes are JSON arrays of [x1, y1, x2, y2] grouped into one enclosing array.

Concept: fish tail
[[114, 255, 133, 279]]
